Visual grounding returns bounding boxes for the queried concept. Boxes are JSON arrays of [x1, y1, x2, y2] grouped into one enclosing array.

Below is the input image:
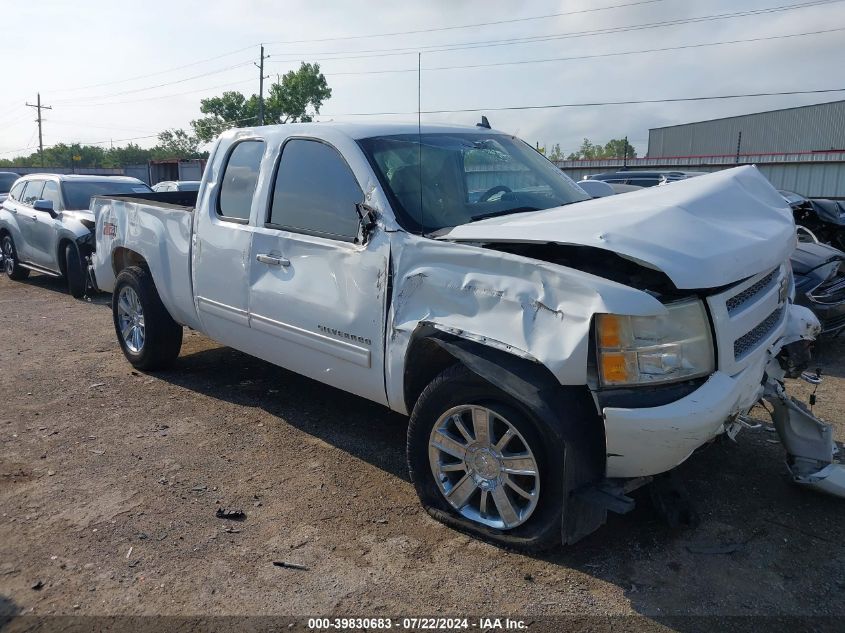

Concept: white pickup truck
[[91, 122, 845, 550]]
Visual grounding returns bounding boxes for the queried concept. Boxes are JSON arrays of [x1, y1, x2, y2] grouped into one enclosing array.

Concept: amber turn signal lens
[[600, 352, 632, 384], [597, 314, 622, 349]]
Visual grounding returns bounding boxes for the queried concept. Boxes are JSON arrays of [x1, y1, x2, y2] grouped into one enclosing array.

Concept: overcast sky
[[0, 0, 842, 158]]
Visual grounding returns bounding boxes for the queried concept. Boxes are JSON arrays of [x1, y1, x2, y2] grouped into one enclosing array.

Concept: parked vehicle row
[[583, 169, 708, 188], [3, 124, 844, 550]]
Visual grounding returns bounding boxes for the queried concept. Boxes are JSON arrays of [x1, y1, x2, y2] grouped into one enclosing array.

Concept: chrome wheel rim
[[428, 405, 540, 530], [117, 286, 145, 353], [2, 239, 13, 275]]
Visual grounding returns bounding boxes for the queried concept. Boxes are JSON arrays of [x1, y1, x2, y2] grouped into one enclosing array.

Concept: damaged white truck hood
[[442, 166, 795, 290]]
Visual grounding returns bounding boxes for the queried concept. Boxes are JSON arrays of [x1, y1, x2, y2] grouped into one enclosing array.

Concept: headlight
[[596, 298, 715, 387]]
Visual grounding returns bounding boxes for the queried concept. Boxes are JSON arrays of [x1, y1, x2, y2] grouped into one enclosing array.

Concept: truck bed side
[[92, 194, 202, 330]]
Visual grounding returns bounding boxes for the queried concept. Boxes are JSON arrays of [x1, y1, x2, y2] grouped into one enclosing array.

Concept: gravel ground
[[2, 274, 845, 626]]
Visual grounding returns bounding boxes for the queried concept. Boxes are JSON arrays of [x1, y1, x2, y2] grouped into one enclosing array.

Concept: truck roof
[[218, 120, 506, 141]]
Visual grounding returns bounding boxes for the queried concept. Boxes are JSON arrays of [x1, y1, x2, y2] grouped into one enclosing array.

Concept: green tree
[[566, 138, 600, 160], [151, 128, 203, 159], [40, 143, 107, 169], [602, 138, 637, 159], [191, 62, 332, 142], [566, 137, 637, 160], [104, 142, 154, 167], [191, 91, 252, 143], [547, 143, 564, 161]]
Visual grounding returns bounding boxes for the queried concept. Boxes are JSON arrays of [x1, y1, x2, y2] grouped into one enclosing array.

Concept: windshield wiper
[[469, 206, 541, 222]]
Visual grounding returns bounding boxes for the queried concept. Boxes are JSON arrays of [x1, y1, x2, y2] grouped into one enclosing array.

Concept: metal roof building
[[554, 99, 845, 198], [647, 99, 845, 157]]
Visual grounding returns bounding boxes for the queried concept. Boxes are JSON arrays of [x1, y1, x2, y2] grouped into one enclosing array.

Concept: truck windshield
[[63, 181, 152, 210], [358, 133, 589, 234]]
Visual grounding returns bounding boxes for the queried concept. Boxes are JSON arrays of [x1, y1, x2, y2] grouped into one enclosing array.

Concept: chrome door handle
[[256, 253, 290, 267]]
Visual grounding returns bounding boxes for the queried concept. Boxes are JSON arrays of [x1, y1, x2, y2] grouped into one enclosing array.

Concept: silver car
[[0, 174, 151, 296], [151, 180, 200, 192]]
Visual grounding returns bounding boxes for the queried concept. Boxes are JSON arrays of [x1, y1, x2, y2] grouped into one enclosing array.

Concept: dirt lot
[[2, 274, 845, 626]]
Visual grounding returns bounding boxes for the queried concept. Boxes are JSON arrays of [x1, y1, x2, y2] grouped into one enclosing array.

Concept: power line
[[19, 24, 843, 114], [266, 0, 842, 61], [0, 144, 38, 157], [0, 115, 262, 157], [48, 119, 157, 133], [19, 1, 662, 99], [264, 0, 670, 44], [52, 60, 255, 105], [36, 0, 830, 110], [49, 44, 258, 94], [319, 87, 845, 117], [58, 77, 256, 108], [32, 1, 665, 97], [0, 110, 34, 130], [301, 26, 845, 77]]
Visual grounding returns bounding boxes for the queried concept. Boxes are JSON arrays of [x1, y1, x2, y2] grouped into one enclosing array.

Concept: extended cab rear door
[[193, 138, 265, 345], [247, 137, 390, 405]]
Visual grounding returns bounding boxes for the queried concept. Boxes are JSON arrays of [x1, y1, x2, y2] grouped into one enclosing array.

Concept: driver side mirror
[[355, 202, 378, 244], [33, 199, 57, 217]]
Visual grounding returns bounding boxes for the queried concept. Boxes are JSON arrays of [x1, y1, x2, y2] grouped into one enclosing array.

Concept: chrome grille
[[726, 268, 778, 314], [733, 306, 785, 360]]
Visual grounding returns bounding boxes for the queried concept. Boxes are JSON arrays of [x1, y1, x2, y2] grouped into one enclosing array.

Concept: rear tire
[[407, 364, 565, 552], [112, 266, 183, 370], [2, 235, 30, 281], [64, 242, 86, 298]]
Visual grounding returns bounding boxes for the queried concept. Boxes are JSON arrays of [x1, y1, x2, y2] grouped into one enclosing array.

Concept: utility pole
[[25, 93, 52, 167], [735, 130, 743, 164], [623, 135, 629, 168], [254, 45, 270, 126]]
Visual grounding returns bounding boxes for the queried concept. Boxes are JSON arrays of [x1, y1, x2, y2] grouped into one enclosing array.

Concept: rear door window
[[21, 180, 44, 205], [218, 140, 265, 222]]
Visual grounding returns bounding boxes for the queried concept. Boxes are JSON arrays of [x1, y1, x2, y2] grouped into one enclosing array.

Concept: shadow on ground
[[14, 273, 111, 307], [0, 595, 20, 631]]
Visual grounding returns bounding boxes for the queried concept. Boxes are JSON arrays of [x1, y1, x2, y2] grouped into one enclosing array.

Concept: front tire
[[407, 364, 565, 551], [64, 242, 86, 298], [112, 266, 183, 370], [1, 235, 30, 281]]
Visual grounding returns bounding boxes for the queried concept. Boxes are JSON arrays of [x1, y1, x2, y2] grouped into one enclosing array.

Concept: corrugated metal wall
[[648, 100, 845, 156], [554, 151, 845, 198]]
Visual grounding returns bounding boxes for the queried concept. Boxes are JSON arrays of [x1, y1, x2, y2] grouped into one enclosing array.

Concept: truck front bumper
[[603, 303, 822, 479], [603, 357, 767, 478]]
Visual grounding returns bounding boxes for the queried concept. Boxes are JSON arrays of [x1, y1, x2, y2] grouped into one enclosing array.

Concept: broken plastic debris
[[273, 561, 308, 571], [215, 508, 246, 521]]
